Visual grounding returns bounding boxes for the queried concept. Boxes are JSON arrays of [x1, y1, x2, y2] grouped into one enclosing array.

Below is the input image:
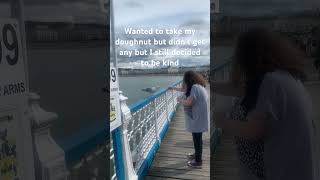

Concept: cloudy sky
[[113, 0, 210, 69], [0, 0, 107, 24], [1, 0, 319, 24], [220, 0, 320, 16], [113, 0, 209, 26]]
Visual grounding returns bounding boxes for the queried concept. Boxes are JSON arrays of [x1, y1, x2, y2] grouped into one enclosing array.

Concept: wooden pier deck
[[211, 134, 240, 180], [145, 82, 320, 180], [145, 106, 210, 180]]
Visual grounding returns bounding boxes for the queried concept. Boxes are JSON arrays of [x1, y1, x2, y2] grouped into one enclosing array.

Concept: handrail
[[212, 57, 233, 72], [129, 89, 167, 113], [58, 80, 182, 179], [59, 62, 232, 179], [129, 81, 182, 112], [56, 120, 108, 180], [59, 120, 107, 167], [124, 80, 183, 177], [210, 58, 233, 153]]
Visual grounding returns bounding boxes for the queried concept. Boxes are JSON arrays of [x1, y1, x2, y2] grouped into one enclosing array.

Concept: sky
[[0, 0, 107, 24], [113, 0, 210, 69], [112, 0, 320, 69], [113, 0, 209, 26], [1, 0, 319, 23], [220, 0, 320, 16]]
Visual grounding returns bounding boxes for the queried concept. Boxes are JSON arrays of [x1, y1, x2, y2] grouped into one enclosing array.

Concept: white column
[[119, 92, 138, 180], [153, 99, 160, 142], [27, 92, 69, 180], [165, 92, 170, 123]]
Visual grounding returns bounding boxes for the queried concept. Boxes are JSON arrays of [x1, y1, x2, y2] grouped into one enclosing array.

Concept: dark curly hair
[[232, 28, 306, 85], [183, 71, 207, 97]]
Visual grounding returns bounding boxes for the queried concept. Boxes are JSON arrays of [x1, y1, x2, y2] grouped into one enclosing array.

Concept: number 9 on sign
[[111, 68, 117, 83], [0, 23, 19, 66]]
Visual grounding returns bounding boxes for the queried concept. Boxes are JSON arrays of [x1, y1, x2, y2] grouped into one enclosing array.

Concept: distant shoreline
[[119, 73, 183, 77], [27, 40, 107, 49]]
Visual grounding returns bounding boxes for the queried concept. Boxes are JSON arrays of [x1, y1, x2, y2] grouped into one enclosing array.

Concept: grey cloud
[[24, 0, 98, 5], [23, 0, 106, 24], [220, 0, 320, 16], [124, 1, 143, 8], [179, 19, 208, 29]]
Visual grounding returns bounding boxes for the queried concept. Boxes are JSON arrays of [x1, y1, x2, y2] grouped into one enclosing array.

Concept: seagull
[[142, 86, 160, 93]]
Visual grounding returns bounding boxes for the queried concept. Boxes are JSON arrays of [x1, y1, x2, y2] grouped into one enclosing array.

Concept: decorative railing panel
[[210, 59, 233, 150], [110, 137, 117, 180], [57, 120, 108, 180], [127, 81, 182, 172]]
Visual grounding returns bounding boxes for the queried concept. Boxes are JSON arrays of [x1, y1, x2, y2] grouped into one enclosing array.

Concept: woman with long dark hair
[[169, 71, 209, 168], [212, 28, 317, 180]]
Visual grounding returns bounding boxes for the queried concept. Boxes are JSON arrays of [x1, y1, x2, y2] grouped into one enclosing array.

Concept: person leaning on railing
[[169, 71, 209, 168], [212, 28, 318, 180]]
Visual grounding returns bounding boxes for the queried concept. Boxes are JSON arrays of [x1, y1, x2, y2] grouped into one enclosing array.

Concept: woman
[[213, 28, 317, 180], [169, 71, 209, 168]]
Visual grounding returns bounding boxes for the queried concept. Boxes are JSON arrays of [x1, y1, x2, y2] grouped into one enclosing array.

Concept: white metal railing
[[26, 92, 69, 180], [211, 59, 233, 148], [211, 59, 233, 82], [110, 137, 117, 180], [123, 81, 182, 173], [28, 92, 109, 180]]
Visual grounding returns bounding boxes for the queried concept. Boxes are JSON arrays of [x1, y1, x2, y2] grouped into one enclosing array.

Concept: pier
[[110, 80, 214, 180], [211, 135, 240, 180], [25, 61, 320, 180], [145, 106, 210, 180], [209, 60, 241, 180], [110, 81, 184, 180]]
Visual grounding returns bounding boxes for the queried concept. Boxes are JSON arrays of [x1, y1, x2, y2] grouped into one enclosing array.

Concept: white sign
[[0, 18, 31, 180], [110, 67, 122, 132], [0, 19, 26, 102]]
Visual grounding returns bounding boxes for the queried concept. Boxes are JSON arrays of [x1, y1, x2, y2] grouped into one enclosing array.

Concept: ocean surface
[[119, 76, 182, 105], [28, 46, 106, 140], [27, 44, 230, 142], [27, 45, 182, 141]]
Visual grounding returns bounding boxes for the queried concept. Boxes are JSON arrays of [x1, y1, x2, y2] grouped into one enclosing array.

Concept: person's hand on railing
[[168, 86, 186, 92], [177, 95, 193, 106]]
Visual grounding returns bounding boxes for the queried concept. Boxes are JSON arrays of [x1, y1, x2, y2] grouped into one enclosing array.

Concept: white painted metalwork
[[110, 137, 117, 180], [27, 92, 69, 180], [124, 82, 182, 172], [211, 59, 233, 139], [119, 92, 138, 180]]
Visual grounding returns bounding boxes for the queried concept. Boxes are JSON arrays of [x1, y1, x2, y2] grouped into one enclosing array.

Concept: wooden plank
[[211, 134, 240, 180], [145, 176, 182, 180], [147, 84, 242, 180], [146, 106, 210, 180]]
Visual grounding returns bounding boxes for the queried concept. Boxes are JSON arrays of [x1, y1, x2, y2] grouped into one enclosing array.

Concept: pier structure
[[111, 81, 182, 179]]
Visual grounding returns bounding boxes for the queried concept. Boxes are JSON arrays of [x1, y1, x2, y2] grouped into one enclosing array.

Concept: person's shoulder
[[261, 71, 296, 94], [263, 70, 291, 85], [192, 84, 204, 90], [264, 71, 282, 80], [192, 84, 199, 88]]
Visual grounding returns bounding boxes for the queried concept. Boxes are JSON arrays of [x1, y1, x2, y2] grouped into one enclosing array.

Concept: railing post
[[165, 91, 170, 122], [153, 99, 160, 142], [171, 89, 175, 112], [119, 92, 138, 180], [26, 92, 69, 180]]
